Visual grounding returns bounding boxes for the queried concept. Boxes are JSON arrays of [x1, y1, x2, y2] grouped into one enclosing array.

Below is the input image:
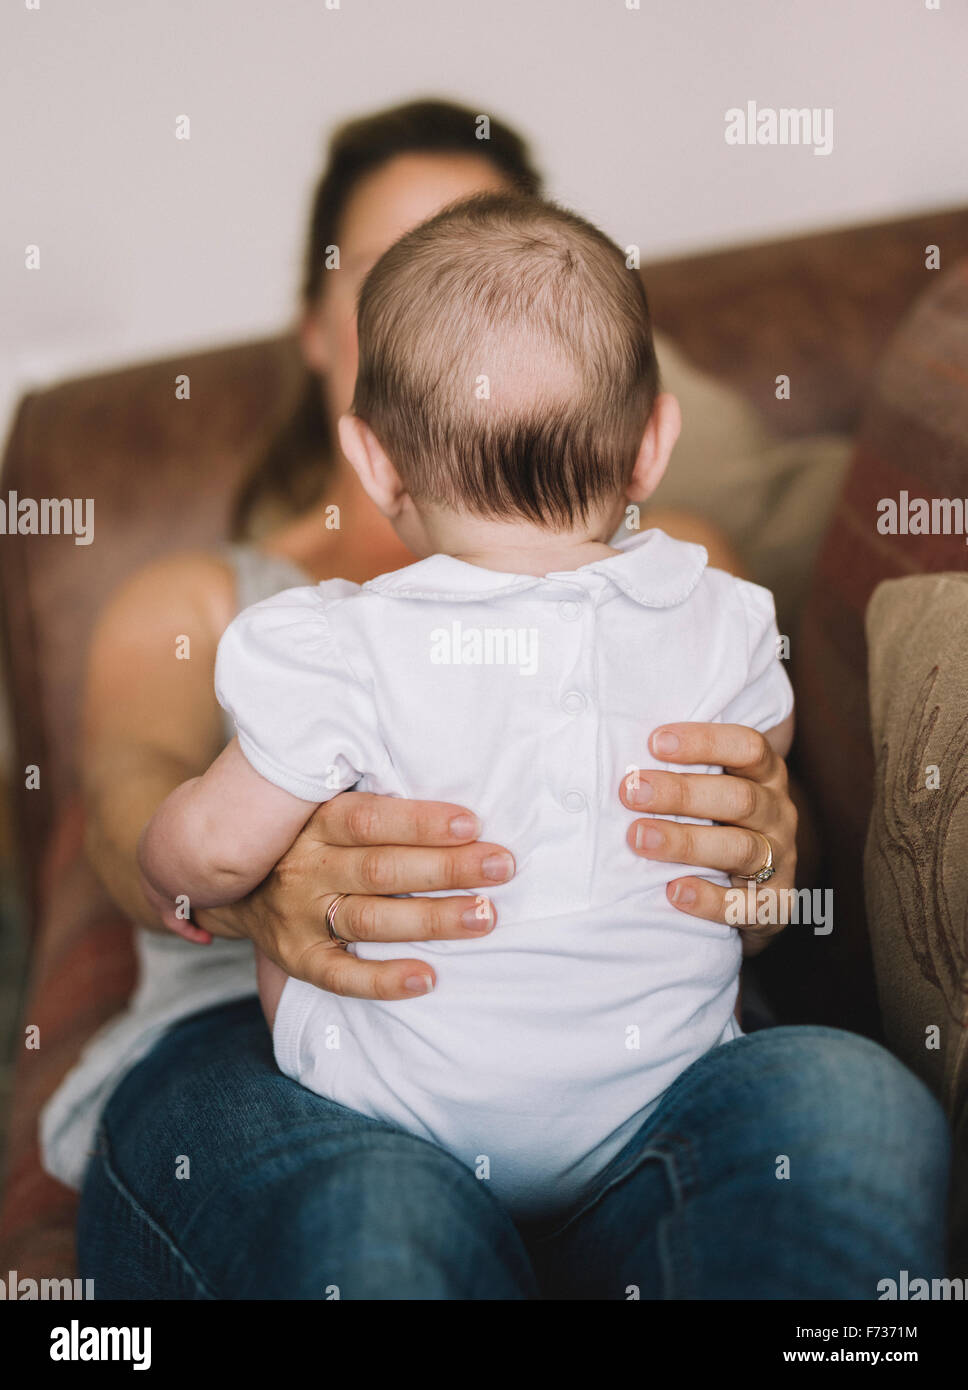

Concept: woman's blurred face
[[301, 152, 514, 454]]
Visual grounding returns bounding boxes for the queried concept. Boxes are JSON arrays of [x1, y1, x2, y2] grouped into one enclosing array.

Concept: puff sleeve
[[720, 580, 795, 733], [214, 585, 383, 803]]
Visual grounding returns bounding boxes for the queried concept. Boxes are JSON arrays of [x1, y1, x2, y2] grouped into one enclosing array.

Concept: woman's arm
[[82, 552, 238, 938]]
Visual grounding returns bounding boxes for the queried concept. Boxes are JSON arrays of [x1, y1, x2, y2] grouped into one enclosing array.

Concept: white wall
[[1, 0, 965, 442]]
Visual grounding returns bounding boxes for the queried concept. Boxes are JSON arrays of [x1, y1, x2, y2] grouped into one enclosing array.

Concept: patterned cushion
[[793, 260, 968, 1035], [864, 572, 968, 1265], [0, 799, 136, 1277]]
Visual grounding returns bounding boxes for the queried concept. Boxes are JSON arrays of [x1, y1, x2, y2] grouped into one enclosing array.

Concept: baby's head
[[338, 192, 680, 555]]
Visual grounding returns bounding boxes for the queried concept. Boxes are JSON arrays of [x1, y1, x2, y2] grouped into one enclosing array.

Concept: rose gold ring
[[325, 893, 351, 947]]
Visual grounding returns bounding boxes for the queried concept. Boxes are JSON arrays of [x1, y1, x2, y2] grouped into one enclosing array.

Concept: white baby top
[[214, 528, 794, 1219]]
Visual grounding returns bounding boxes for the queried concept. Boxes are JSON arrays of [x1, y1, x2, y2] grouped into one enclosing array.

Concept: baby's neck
[[422, 510, 622, 578], [452, 538, 619, 576]]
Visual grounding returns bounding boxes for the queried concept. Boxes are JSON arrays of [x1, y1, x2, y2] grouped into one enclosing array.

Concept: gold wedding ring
[[736, 832, 776, 885]]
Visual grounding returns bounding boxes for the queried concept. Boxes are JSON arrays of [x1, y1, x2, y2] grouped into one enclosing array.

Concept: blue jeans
[[77, 996, 950, 1299]]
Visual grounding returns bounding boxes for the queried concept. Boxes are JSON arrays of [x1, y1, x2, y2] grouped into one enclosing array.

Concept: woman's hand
[[194, 792, 515, 999], [620, 722, 798, 956]]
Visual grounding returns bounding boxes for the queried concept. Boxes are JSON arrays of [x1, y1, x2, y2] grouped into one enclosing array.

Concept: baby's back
[[224, 530, 793, 1216]]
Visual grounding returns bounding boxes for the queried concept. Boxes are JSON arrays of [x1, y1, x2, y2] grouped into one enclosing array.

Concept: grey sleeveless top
[[41, 545, 312, 1192]]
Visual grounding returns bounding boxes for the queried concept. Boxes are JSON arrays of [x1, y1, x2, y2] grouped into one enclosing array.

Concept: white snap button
[[558, 600, 581, 621], [562, 690, 587, 715], [562, 790, 587, 813]]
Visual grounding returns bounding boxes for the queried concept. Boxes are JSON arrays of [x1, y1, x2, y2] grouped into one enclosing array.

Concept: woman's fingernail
[[482, 852, 514, 881], [449, 813, 480, 839], [404, 974, 434, 994], [462, 897, 493, 932], [629, 778, 654, 807], [635, 826, 665, 851], [653, 731, 679, 756], [670, 883, 696, 906]]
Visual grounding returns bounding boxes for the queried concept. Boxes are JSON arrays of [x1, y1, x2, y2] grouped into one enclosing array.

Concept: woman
[[51, 99, 948, 1299]]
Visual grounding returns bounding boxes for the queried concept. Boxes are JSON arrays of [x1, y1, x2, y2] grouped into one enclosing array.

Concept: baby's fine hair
[[351, 192, 660, 528]]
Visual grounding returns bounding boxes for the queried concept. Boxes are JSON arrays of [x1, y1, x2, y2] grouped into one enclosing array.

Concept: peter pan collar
[[361, 528, 708, 609]]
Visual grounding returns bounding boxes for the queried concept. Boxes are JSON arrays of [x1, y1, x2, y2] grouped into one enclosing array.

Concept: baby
[[139, 192, 794, 1220]]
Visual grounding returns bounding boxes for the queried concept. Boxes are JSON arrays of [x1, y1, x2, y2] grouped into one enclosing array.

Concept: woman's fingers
[[625, 719, 797, 878], [662, 877, 787, 956], [331, 839, 515, 898], [620, 767, 770, 829], [621, 720, 799, 946], [312, 792, 484, 848], [292, 938, 439, 1001], [307, 792, 515, 900], [317, 891, 496, 944], [626, 817, 781, 880], [648, 722, 783, 784]]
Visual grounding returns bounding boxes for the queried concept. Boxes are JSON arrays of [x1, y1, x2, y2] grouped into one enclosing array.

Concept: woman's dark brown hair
[[231, 98, 544, 538]]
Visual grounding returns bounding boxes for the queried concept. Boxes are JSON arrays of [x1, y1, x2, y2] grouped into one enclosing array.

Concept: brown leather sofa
[[2, 204, 967, 1280]]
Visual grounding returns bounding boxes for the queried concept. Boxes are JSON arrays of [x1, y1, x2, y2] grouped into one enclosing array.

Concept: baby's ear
[[337, 412, 369, 473], [626, 392, 681, 501], [337, 414, 407, 517]]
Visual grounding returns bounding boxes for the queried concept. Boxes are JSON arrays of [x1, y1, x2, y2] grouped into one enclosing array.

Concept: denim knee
[[198, 1129, 537, 1300], [743, 1026, 948, 1162]]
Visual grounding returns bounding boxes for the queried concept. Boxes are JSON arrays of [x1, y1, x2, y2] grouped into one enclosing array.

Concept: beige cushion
[[865, 572, 968, 1261], [651, 333, 851, 635]]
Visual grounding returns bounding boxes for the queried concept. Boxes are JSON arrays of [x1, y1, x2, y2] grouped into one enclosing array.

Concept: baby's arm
[[137, 737, 320, 932]]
